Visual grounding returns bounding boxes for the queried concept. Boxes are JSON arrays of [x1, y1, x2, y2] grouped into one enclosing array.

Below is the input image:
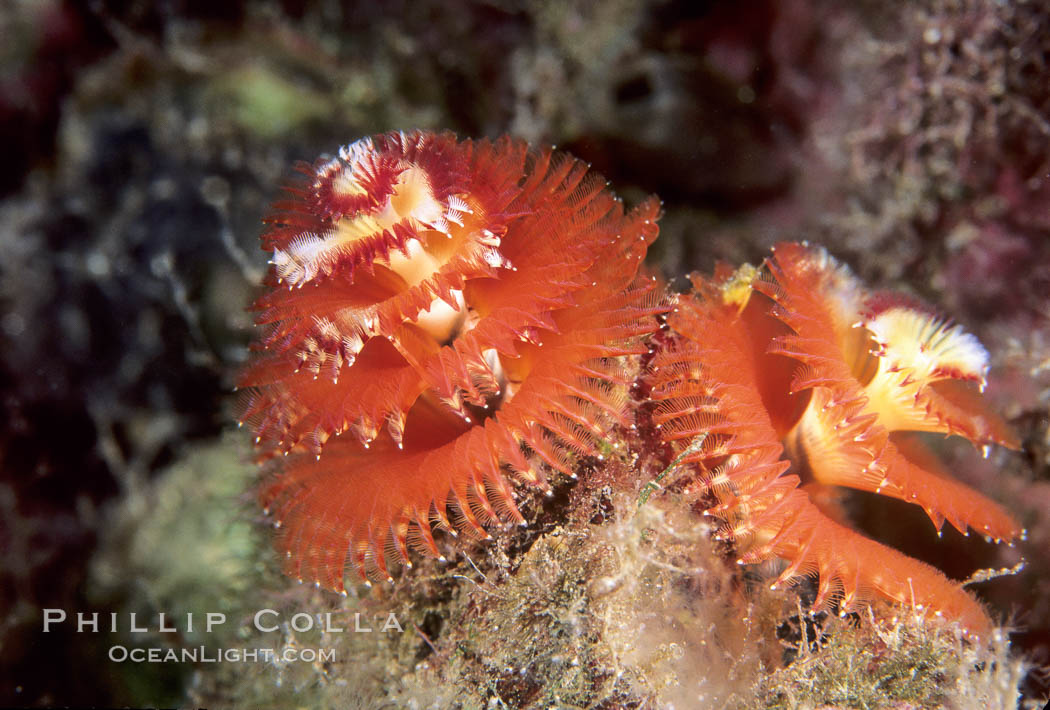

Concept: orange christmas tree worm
[[239, 131, 663, 591], [648, 242, 1023, 635], [239, 132, 1022, 636]]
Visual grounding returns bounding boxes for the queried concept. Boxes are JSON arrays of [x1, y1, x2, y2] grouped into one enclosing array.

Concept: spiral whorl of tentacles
[[648, 243, 1023, 635], [239, 131, 663, 591]]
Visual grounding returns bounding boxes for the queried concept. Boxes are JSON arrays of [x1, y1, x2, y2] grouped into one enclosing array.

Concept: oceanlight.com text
[[108, 645, 336, 664]]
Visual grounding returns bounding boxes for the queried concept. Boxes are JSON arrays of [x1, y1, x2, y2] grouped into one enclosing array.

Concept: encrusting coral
[[648, 242, 1024, 635], [238, 130, 663, 592], [240, 131, 1022, 638]]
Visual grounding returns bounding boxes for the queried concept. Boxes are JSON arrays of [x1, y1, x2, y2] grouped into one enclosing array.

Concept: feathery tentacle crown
[[239, 131, 663, 591], [649, 242, 1023, 635]]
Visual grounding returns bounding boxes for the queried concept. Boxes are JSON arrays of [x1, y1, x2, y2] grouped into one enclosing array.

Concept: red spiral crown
[[239, 131, 663, 591], [649, 243, 1023, 635]]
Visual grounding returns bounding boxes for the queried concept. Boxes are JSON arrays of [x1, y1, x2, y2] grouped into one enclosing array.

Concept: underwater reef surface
[[1, 0, 1048, 707]]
